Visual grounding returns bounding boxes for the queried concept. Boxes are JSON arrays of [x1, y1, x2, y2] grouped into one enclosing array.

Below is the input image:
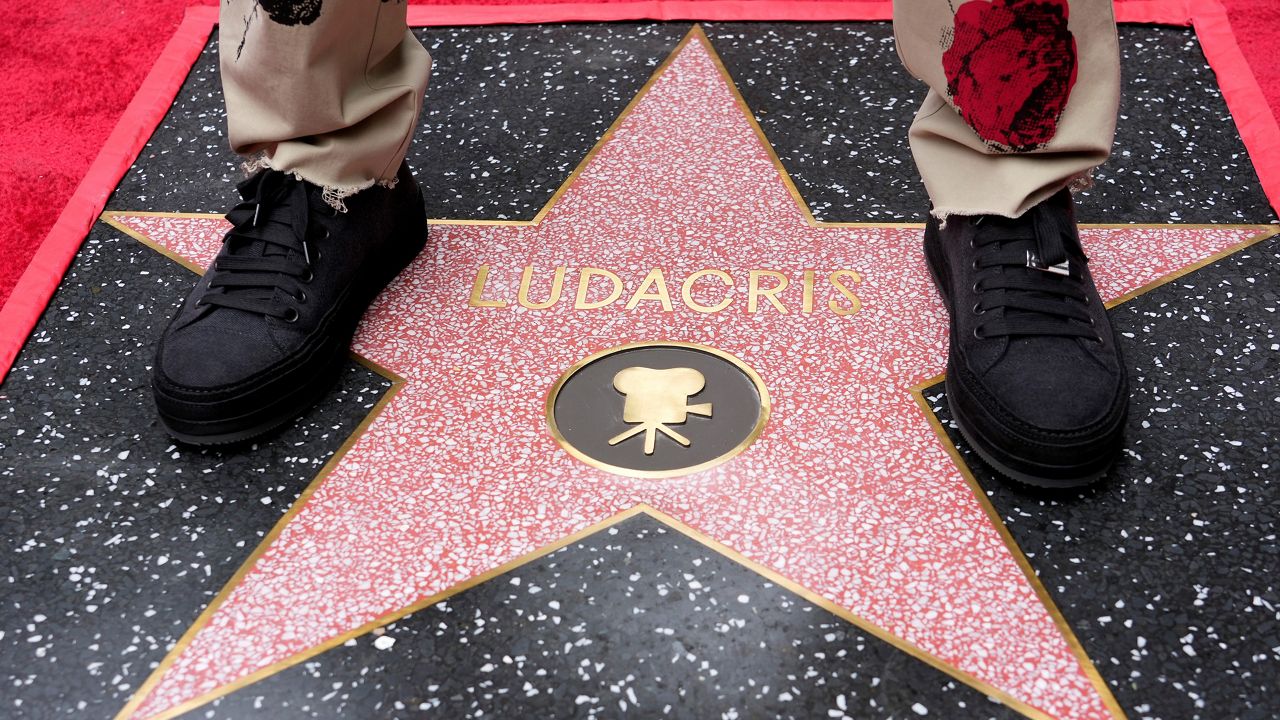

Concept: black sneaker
[[151, 161, 427, 445], [923, 190, 1128, 487]]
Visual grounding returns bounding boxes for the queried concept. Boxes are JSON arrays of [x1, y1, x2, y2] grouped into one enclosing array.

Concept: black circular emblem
[[546, 342, 770, 478]]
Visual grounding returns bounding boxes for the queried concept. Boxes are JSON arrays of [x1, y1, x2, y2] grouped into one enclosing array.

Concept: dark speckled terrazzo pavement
[[178, 514, 1023, 720], [0, 223, 391, 718], [925, 235, 1280, 720], [3, 18, 1280, 720]]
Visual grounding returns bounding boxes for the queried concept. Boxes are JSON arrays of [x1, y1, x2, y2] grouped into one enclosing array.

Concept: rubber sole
[[156, 352, 345, 446], [945, 379, 1112, 488]]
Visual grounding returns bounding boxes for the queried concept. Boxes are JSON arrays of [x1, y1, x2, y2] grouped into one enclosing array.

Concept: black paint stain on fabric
[[924, 236, 1280, 720], [235, 0, 401, 63], [179, 514, 1023, 720], [0, 222, 391, 718], [235, 1, 326, 62], [260, 0, 324, 27]]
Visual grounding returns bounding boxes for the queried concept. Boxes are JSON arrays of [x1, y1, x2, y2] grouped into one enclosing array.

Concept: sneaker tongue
[[1030, 202, 1071, 267], [199, 172, 305, 325], [256, 213, 296, 259], [991, 201, 1076, 258], [224, 221, 290, 261], [228, 176, 303, 260], [989, 210, 1077, 329]]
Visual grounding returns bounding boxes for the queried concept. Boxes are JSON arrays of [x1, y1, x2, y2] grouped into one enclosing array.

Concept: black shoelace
[[969, 202, 1101, 343], [198, 171, 328, 322]]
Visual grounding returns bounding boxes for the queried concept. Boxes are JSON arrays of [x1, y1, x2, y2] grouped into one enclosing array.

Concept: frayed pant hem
[[242, 155, 399, 212]]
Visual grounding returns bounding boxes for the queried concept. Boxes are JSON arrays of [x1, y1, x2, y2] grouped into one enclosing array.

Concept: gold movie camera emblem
[[608, 367, 714, 455], [546, 342, 770, 478]]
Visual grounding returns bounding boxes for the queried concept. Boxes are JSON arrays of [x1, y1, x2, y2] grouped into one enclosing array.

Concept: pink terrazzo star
[[109, 31, 1266, 720]]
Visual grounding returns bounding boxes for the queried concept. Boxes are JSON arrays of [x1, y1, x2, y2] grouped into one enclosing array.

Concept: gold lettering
[[469, 265, 508, 308], [828, 270, 863, 316], [748, 270, 789, 314], [517, 266, 566, 310], [574, 267, 624, 310], [680, 269, 734, 314], [474, 266, 863, 317], [625, 268, 674, 311]]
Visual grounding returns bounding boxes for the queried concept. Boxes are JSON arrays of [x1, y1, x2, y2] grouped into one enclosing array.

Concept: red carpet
[[1, 0, 1277, 311]]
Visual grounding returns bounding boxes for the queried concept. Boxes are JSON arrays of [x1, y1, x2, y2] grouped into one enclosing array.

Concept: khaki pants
[[220, 1, 1117, 218], [219, 0, 431, 203], [893, 0, 1120, 218]]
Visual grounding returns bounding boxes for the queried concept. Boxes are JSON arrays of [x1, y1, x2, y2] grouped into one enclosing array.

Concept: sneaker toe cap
[[154, 326, 285, 392], [987, 359, 1121, 431]]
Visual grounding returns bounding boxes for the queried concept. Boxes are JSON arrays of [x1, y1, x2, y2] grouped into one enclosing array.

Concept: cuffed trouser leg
[[219, 0, 431, 204], [892, 0, 1119, 219]]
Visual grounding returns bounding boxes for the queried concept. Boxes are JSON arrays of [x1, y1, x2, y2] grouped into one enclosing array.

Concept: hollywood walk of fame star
[[102, 27, 1274, 720]]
